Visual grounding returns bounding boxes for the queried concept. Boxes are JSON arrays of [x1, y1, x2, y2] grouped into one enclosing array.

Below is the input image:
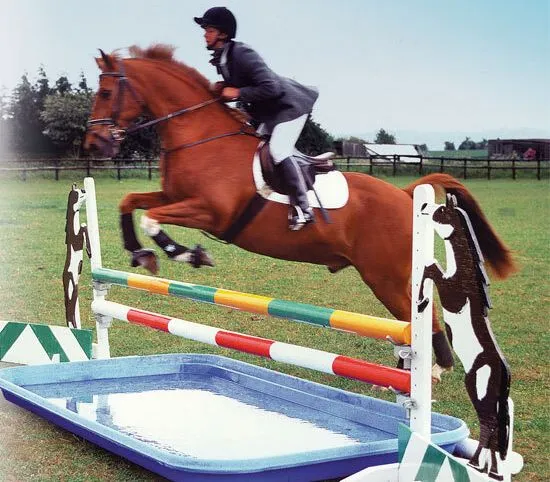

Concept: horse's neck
[[129, 61, 242, 151]]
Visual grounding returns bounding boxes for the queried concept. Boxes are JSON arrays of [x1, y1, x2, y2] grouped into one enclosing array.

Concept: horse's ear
[[96, 49, 113, 71]]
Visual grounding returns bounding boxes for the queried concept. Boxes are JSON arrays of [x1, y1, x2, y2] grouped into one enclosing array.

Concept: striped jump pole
[[92, 298, 411, 393], [92, 268, 412, 345], [82, 177, 434, 436]]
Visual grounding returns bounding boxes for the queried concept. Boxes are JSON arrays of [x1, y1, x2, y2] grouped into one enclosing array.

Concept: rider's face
[[204, 26, 227, 50]]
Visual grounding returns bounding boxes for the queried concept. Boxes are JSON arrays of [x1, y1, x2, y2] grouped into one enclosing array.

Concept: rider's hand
[[221, 87, 240, 101], [209, 81, 225, 95]]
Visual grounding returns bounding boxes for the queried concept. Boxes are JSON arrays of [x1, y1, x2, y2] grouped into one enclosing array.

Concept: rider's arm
[[234, 44, 282, 102]]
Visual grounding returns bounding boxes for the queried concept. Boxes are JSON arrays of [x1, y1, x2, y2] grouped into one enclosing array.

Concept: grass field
[[0, 174, 548, 481], [428, 150, 489, 159]]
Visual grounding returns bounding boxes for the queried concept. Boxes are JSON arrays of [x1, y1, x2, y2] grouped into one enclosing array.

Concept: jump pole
[[83, 177, 434, 439]]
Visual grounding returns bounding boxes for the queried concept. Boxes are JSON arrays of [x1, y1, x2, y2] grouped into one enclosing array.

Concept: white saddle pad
[[252, 153, 349, 209]]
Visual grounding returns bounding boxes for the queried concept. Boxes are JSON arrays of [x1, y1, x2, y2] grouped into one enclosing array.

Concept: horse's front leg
[[120, 191, 193, 274], [141, 198, 216, 271]]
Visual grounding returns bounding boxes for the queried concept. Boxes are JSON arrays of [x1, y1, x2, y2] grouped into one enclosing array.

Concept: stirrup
[[288, 206, 314, 231]]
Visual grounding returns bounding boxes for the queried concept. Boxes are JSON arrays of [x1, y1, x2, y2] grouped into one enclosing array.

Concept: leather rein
[[87, 60, 256, 155]]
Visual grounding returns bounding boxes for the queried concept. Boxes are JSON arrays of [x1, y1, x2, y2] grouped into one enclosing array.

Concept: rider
[[194, 6, 317, 231]]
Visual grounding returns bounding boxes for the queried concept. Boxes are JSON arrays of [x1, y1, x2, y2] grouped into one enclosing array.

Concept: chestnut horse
[[84, 45, 516, 377]]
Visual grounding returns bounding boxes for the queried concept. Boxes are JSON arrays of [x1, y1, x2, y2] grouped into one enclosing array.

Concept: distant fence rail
[[0, 158, 159, 181], [1, 155, 549, 181], [334, 155, 549, 180]]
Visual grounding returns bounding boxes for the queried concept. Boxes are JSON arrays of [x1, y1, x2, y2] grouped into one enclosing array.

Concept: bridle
[[87, 59, 256, 155]]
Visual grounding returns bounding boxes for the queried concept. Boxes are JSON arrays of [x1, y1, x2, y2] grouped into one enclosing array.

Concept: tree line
[[0, 68, 334, 159], [0, 67, 488, 159]]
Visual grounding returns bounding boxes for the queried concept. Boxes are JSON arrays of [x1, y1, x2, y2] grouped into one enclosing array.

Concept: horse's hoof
[[131, 249, 159, 275], [190, 244, 215, 268], [171, 245, 215, 268]]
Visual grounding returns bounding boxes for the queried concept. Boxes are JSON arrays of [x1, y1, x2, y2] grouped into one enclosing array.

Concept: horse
[[417, 195, 511, 480], [83, 45, 516, 379]]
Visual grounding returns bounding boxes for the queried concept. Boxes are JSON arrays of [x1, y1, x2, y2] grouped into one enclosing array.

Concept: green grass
[[428, 149, 489, 159], [0, 176, 549, 481]]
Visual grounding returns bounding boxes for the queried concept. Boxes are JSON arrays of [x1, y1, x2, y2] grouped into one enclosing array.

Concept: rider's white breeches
[[257, 114, 308, 164]]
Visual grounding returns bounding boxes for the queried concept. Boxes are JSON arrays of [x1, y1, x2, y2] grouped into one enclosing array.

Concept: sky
[[0, 0, 549, 149]]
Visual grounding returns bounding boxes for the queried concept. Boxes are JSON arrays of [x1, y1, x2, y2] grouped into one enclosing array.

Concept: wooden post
[[55, 159, 59, 181], [148, 159, 152, 180], [86, 158, 91, 177], [392, 155, 397, 177], [512, 158, 516, 180], [487, 158, 491, 180], [440, 157, 444, 173]]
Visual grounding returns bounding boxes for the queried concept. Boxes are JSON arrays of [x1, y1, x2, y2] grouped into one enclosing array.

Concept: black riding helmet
[[194, 7, 237, 39]]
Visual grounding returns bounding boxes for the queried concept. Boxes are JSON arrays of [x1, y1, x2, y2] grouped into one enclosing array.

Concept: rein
[[87, 59, 258, 151]]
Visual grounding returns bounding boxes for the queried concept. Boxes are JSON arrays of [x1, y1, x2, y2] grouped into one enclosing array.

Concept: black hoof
[[131, 249, 159, 275], [189, 244, 215, 268]]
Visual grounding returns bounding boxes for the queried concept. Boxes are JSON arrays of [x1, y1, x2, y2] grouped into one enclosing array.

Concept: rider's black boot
[[279, 157, 315, 231]]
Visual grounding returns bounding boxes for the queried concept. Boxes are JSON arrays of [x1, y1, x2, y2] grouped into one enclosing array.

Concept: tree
[[475, 139, 488, 150], [10, 74, 52, 154], [0, 87, 13, 155], [54, 76, 72, 96], [444, 141, 456, 151], [418, 144, 428, 154], [374, 128, 396, 144], [35, 66, 53, 111], [41, 91, 93, 156], [77, 72, 92, 94], [458, 137, 476, 150], [296, 116, 334, 155]]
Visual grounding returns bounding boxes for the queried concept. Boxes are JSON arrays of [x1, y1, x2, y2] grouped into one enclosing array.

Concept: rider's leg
[[269, 114, 314, 230]]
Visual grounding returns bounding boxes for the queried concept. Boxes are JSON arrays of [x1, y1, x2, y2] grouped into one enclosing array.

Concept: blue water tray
[[0, 354, 468, 481]]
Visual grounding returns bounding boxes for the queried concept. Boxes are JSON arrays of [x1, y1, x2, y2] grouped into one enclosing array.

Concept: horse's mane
[[123, 44, 250, 125], [127, 44, 211, 92]]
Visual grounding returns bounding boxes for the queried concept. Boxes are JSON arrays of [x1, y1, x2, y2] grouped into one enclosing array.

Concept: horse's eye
[[99, 89, 111, 100]]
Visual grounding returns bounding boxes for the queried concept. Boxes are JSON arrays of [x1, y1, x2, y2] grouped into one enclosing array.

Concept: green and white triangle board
[[342, 424, 496, 482], [397, 424, 491, 481], [0, 321, 92, 365]]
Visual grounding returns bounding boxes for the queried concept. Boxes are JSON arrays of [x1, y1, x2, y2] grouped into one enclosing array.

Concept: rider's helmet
[[194, 7, 237, 39]]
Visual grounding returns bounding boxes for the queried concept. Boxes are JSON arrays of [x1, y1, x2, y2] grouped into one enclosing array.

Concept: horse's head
[[83, 50, 144, 158]]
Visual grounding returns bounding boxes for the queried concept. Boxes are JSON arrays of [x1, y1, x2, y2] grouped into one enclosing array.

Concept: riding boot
[[279, 157, 314, 231]]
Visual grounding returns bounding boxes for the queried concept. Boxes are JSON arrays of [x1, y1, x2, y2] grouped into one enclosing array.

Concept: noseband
[[86, 62, 144, 147]]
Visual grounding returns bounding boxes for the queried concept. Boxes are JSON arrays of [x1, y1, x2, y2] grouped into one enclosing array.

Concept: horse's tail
[[403, 173, 517, 279]]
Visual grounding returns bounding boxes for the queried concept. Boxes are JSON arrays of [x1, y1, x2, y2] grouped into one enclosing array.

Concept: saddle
[[258, 142, 336, 194]]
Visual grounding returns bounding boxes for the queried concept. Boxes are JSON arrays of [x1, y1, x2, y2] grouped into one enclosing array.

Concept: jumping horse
[[418, 195, 511, 480], [83, 45, 516, 378]]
